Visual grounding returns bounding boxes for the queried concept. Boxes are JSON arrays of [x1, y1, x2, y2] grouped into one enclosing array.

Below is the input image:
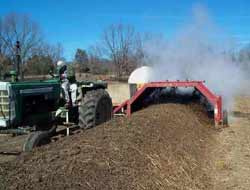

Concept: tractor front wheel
[[78, 89, 112, 129], [23, 131, 51, 152]]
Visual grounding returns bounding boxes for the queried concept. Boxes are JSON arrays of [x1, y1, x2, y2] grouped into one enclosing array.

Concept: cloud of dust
[[142, 5, 248, 109]]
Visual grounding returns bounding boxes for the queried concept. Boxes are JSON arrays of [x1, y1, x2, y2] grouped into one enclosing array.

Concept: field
[[1, 2, 250, 189], [0, 84, 250, 189], [0, 103, 215, 189], [210, 96, 250, 189]]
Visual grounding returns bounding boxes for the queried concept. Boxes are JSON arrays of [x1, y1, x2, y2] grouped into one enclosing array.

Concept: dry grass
[[208, 96, 250, 190]]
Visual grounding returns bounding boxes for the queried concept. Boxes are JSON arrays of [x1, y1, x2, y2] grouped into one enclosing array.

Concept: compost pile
[[0, 103, 216, 190]]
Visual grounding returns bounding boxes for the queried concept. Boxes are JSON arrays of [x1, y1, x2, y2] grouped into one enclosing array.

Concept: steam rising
[[142, 5, 247, 109]]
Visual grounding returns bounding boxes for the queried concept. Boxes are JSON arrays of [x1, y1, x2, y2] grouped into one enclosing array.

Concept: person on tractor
[[57, 60, 77, 107]]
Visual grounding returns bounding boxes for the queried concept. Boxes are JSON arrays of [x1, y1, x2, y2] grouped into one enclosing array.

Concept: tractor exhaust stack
[[15, 41, 21, 81]]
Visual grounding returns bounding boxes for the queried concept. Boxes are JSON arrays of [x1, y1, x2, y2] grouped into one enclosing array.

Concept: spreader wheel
[[23, 131, 51, 152], [78, 89, 113, 129], [223, 110, 229, 126]]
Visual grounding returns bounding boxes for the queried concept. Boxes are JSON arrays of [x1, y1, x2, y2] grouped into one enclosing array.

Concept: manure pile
[[0, 103, 216, 190]]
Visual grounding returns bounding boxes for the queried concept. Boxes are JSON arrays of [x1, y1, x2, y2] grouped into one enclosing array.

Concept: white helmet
[[57, 60, 65, 67]]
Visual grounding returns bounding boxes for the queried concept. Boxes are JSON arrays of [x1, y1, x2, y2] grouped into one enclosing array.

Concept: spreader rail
[[113, 81, 224, 126]]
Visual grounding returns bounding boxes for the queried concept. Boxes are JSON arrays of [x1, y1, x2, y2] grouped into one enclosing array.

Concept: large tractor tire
[[78, 89, 112, 129], [23, 131, 51, 152]]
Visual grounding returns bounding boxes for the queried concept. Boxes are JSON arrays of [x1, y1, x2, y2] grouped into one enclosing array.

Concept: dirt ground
[[1, 96, 250, 190], [0, 103, 216, 190], [107, 82, 130, 106], [0, 135, 26, 163], [210, 96, 250, 190]]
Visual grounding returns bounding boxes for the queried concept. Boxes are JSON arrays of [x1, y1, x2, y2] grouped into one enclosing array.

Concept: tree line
[[1, 13, 250, 78], [0, 13, 64, 77], [73, 24, 147, 77], [0, 13, 146, 78]]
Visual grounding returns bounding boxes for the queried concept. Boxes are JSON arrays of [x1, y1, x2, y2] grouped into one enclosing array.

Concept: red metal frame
[[113, 81, 223, 126]]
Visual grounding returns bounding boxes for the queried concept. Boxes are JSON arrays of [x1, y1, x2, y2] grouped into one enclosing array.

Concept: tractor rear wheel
[[78, 89, 112, 129], [23, 131, 51, 152]]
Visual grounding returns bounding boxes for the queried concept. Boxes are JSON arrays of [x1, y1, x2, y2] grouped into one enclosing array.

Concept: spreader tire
[[78, 89, 112, 129], [23, 131, 51, 152], [223, 110, 229, 126]]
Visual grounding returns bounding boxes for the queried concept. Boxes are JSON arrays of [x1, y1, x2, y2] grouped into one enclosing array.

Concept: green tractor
[[0, 42, 113, 151]]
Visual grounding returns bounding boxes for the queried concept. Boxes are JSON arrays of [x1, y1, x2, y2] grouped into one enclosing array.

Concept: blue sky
[[1, 0, 250, 60]]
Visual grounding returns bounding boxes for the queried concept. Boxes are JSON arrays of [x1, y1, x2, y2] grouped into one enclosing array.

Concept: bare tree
[[88, 44, 102, 66], [102, 24, 143, 77], [25, 42, 64, 75], [88, 44, 110, 74], [0, 13, 43, 76], [74, 48, 89, 72], [39, 42, 64, 64], [0, 54, 11, 77]]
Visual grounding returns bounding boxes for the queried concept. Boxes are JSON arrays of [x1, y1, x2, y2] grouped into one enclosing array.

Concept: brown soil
[[0, 135, 26, 163], [210, 96, 250, 190], [0, 103, 216, 190]]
